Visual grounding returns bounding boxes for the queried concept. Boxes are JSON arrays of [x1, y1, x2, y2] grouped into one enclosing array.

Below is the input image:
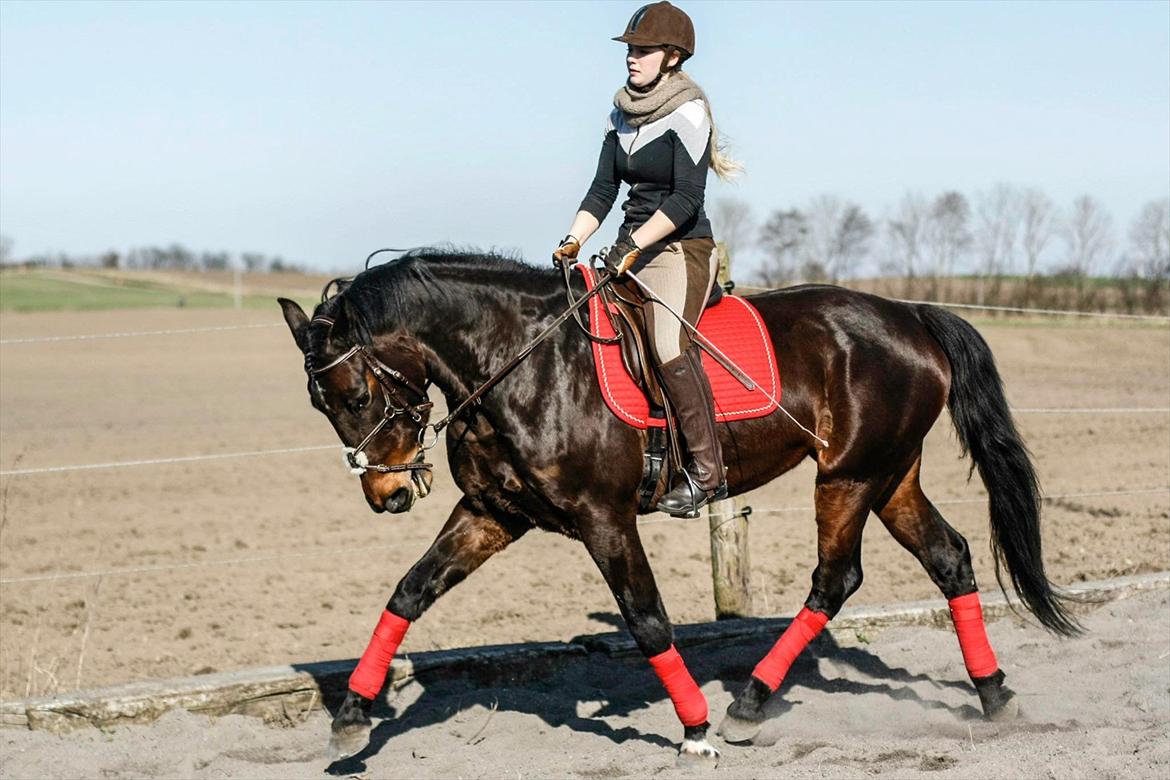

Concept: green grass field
[[0, 270, 315, 313]]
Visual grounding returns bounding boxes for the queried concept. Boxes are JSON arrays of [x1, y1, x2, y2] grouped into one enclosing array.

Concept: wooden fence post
[[708, 242, 752, 619]]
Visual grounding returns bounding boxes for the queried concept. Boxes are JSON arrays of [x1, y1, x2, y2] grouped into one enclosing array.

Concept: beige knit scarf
[[614, 71, 705, 128]]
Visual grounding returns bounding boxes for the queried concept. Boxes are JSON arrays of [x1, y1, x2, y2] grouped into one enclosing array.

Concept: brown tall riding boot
[[656, 346, 728, 517]]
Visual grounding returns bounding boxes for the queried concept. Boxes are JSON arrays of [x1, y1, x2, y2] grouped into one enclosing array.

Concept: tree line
[[0, 240, 302, 274], [714, 188, 1169, 314]]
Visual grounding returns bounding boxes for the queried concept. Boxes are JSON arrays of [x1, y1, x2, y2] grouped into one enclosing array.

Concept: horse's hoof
[[716, 713, 763, 745], [676, 738, 720, 769], [985, 693, 1021, 723], [324, 721, 372, 761]]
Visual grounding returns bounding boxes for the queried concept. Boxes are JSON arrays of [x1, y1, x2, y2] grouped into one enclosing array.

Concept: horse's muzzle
[[382, 486, 415, 514]]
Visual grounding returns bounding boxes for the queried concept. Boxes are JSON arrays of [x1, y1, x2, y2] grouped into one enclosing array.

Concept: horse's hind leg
[[579, 514, 719, 767], [874, 454, 1018, 720], [720, 476, 874, 744]]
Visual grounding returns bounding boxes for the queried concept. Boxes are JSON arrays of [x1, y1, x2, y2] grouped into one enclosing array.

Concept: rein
[[418, 264, 617, 446]]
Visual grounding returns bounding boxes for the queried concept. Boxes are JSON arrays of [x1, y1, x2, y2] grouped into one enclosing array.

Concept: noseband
[[309, 341, 435, 477]]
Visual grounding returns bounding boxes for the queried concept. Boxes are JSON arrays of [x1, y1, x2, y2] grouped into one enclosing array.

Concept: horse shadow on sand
[[311, 611, 983, 775]]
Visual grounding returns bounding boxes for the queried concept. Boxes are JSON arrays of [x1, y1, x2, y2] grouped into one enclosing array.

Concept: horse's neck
[[409, 280, 560, 405]]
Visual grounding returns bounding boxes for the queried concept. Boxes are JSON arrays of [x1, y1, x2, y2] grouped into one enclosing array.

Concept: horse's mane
[[305, 248, 561, 370]]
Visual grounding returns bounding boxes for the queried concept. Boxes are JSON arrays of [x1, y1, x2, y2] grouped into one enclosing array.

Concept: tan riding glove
[[602, 239, 642, 277], [551, 235, 581, 269]]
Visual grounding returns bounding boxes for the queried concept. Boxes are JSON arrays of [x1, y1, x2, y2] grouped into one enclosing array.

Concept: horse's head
[[279, 297, 435, 514]]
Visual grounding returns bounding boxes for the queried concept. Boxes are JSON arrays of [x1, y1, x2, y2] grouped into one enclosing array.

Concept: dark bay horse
[[278, 249, 1078, 764]]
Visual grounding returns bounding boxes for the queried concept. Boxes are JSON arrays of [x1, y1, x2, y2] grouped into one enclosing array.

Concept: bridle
[[306, 261, 617, 489], [308, 333, 435, 478]]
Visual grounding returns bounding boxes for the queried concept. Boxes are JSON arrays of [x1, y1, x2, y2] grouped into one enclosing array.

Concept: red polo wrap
[[648, 645, 708, 727], [348, 610, 410, 700], [752, 607, 829, 692], [948, 592, 999, 678]]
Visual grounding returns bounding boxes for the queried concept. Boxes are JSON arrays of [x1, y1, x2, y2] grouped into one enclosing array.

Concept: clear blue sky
[[2, 0, 1167, 276]]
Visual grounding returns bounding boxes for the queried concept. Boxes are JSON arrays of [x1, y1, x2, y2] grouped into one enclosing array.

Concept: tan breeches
[[632, 238, 719, 365]]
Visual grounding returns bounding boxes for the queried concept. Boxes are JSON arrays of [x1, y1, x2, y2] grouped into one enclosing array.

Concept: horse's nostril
[[384, 487, 412, 513]]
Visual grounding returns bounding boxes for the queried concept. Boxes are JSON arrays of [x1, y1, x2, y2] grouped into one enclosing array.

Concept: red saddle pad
[[575, 264, 781, 429]]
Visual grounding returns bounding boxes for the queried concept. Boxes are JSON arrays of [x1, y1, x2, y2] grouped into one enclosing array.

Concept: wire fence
[[1, 295, 1167, 347], [2, 486, 1165, 585], [2, 405, 1165, 477], [0, 323, 281, 345]]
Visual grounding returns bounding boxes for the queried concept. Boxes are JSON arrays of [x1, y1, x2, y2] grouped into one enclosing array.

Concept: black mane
[[306, 248, 563, 368]]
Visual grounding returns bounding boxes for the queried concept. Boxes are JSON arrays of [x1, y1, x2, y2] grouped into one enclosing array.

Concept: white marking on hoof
[[677, 738, 720, 768]]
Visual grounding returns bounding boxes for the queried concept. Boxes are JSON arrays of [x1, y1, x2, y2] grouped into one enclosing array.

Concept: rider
[[552, 1, 742, 517]]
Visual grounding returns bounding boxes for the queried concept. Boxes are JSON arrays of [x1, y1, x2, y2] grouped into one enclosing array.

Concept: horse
[[278, 248, 1078, 765]]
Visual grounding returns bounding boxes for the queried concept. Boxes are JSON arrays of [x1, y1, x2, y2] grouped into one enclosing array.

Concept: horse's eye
[[347, 396, 368, 415]]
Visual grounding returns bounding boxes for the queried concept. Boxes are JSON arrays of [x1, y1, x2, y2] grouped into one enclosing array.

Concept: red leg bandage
[[348, 610, 410, 700], [752, 607, 829, 692], [648, 645, 709, 727], [948, 592, 999, 679]]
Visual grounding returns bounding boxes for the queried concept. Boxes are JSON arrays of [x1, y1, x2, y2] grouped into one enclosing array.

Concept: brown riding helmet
[[613, 1, 695, 58]]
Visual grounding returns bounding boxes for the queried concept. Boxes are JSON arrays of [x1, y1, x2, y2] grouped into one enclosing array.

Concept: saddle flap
[[607, 290, 665, 409]]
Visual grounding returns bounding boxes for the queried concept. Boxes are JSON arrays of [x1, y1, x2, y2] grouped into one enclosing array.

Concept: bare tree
[[757, 208, 807, 285], [924, 191, 971, 300], [1019, 188, 1054, 305], [887, 192, 930, 296], [831, 203, 874, 282], [1128, 198, 1169, 312], [241, 252, 267, 272], [1061, 195, 1115, 307], [0, 235, 12, 265], [1129, 198, 1170, 278], [711, 198, 755, 266], [801, 195, 873, 282], [200, 251, 230, 271], [974, 184, 1022, 305]]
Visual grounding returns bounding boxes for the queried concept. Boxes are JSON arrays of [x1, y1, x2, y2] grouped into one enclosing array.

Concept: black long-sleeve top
[[578, 99, 713, 255]]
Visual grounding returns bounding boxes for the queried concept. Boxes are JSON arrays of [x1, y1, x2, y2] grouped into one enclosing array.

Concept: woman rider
[[552, 1, 742, 517]]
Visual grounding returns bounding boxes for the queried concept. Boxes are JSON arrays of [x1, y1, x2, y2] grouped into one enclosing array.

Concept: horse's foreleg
[[721, 476, 873, 744], [875, 456, 1018, 721], [580, 516, 719, 767], [328, 498, 526, 760]]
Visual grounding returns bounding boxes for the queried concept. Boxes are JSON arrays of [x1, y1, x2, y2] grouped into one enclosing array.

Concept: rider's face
[[626, 45, 677, 87]]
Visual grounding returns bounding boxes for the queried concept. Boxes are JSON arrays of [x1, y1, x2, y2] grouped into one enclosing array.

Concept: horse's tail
[[918, 304, 1082, 636]]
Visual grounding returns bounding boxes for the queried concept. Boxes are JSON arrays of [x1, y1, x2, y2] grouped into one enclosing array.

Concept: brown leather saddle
[[606, 282, 667, 408]]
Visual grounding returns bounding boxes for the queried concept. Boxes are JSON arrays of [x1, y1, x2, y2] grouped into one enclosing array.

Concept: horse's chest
[[446, 426, 580, 538]]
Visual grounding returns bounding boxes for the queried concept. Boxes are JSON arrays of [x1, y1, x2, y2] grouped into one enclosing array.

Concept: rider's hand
[[551, 235, 581, 269], [602, 239, 641, 277]]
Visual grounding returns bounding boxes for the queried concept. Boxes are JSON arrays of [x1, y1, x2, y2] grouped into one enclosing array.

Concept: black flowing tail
[[918, 305, 1082, 636]]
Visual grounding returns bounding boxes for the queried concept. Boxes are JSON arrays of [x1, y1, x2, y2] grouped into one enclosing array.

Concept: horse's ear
[[278, 298, 310, 353]]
